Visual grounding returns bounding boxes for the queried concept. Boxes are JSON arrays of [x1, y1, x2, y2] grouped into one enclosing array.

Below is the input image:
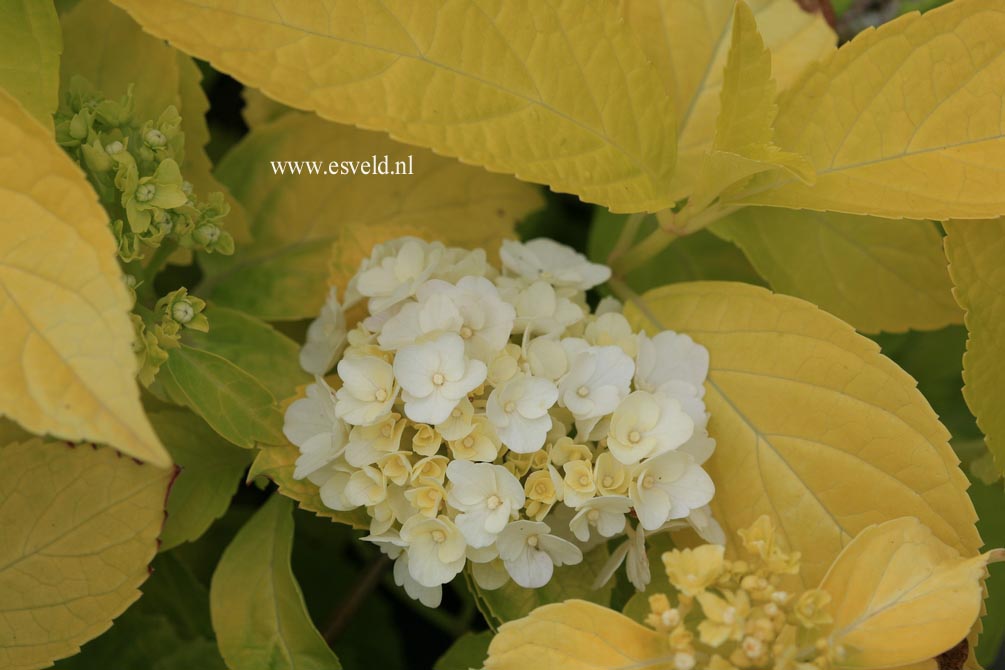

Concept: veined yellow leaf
[[0, 88, 168, 466], [945, 220, 1005, 474], [210, 495, 341, 670], [739, 0, 1005, 219], [0, 0, 61, 128], [110, 0, 676, 213], [484, 600, 672, 670], [821, 517, 998, 669], [202, 111, 542, 321], [0, 439, 173, 670], [689, 1, 814, 213], [623, 282, 980, 586], [622, 0, 835, 200], [712, 210, 961, 333]]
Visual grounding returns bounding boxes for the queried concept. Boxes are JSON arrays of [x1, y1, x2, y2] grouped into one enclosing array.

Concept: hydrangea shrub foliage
[[0, 1, 1003, 669]]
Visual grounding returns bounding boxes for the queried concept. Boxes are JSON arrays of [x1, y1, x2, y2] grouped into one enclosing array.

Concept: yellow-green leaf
[[150, 409, 253, 551], [690, 2, 813, 213], [0, 439, 173, 670], [108, 0, 676, 212], [945, 220, 1005, 474], [821, 517, 998, 669], [0, 88, 168, 466], [210, 495, 341, 670], [242, 87, 293, 129], [156, 344, 285, 449], [623, 282, 980, 587], [712, 210, 961, 333], [0, 0, 61, 128], [202, 111, 542, 320], [249, 439, 369, 530], [622, 0, 835, 201], [739, 0, 1005, 219], [484, 600, 672, 670]]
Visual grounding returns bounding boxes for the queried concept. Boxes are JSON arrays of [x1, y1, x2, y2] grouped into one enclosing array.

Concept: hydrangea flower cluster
[[647, 517, 834, 670], [285, 236, 721, 607]]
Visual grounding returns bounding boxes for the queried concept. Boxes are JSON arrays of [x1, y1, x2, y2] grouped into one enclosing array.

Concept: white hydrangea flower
[[561, 459, 597, 508], [283, 377, 349, 481], [335, 354, 398, 426], [485, 374, 559, 453], [446, 461, 524, 547], [299, 287, 348, 375], [436, 397, 474, 442], [569, 495, 631, 542], [496, 520, 583, 588], [344, 413, 406, 467], [432, 247, 491, 282], [393, 332, 487, 424], [503, 279, 584, 336], [446, 415, 500, 462], [353, 237, 445, 313], [399, 514, 467, 587], [378, 292, 463, 350], [594, 524, 650, 591], [344, 465, 388, 508], [595, 295, 623, 316], [317, 467, 355, 511], [685, 505, 726, 545], [607, 391, 694, 465], [630, 451, 715, 531], [500, 238, 611, 290], [394, 553, 442, 608], [558, 345, 634, 424], [525, 337, 569, 382], [585, 312, 637, 358], [635, 330, 709, 394]]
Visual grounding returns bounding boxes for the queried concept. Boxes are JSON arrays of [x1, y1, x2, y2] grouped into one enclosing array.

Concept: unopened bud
[[144, 129, 167, 147]]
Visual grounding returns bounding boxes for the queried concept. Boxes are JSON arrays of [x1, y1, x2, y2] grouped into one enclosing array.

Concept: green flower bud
[[193, 223, 220, 245], [144, 128, 167, 148], [171, 300, 195, 324], [135, 182, 156, 203], [105, 140, 125, 154]]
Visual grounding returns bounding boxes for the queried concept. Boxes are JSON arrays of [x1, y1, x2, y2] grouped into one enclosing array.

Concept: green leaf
[[135, 553, 215, 641], [969, 477, 1005, 665], [109, 0, 677, 212], [150, 409, 254, 550], [434, 631, 492, 670], [0, 439, 173, 670], [211, 495, 341, 670], [183, 306, 309, 402], [588, 210, 762, 292], [0, 0, 61, 128], [945, 220, 1005, 474], [202, 111, 542, 321], [712, 210, 961, 334], [156, 344, 285, 448], [471, 544, 613, 628]]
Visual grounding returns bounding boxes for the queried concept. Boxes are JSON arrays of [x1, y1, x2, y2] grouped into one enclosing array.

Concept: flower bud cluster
[[131, 288, 208, 386], [55, 76, 234, 262], [647, 516, 835, 670], [285, 236, 721, 606]]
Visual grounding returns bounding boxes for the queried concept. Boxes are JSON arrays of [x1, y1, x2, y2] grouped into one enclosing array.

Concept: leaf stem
[[322, 554, 391, 645], [607, 212, 648, 265], [611, 224, 679, 277], [137, 239, 180, 303]]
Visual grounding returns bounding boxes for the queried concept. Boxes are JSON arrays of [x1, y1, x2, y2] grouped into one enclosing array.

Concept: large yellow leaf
[[622, 0, 835, 201], [484, 600, 672, 670], [0, 88, 169, 466], [689, 1, 813, 212], [0, 439, 173, 670], [712, 210, 961, 333], [110, 0, 676, 213], [622, 282, 980, 586], [821, 517, 999, 669], [201, 111, 542, 320], [945, 220, 1005, 474], [739, 0, 1005, 219], [0, 0, 61, 128]]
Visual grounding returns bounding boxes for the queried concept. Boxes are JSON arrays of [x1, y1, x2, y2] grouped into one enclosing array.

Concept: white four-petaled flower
[[393, 332, 487, 424], [486, 374, 559, 453], [446, 461, 525, 548]]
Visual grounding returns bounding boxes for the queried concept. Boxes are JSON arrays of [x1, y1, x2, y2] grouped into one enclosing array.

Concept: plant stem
[[137, 239, 179, 303], [611, 224, 679, 277], [322, 554, 391, 645], [607, 212, 647, 265]]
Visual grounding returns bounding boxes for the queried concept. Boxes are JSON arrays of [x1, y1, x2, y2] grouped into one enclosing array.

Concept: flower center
[[381, 424, 393, 438], [504, 401, 516, 413], [576, 385, 590, 398], [451, 407, 462, 418], [578, 474, 590, 487], [432, 372, 445, 386], [642, 474, 655, 489], [486, 495, 502, 510], [526, 534, 539, 548], [722, 606, 737, 624], [431, 530, 446, 543], [601, 475, 615, 488], [460, 326, 473, 339], [135, 183, 156, 203], [628, 430, 641, 444], [463, 436, 475, 448], [375, 388, 388, 402], [587, 509, 600, 522]]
